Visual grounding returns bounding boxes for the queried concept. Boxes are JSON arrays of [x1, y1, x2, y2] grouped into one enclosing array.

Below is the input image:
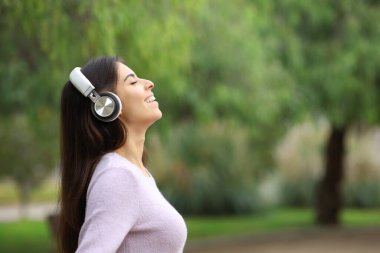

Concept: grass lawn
[[0, 208, 379, 252], [186, 208, 380, 240], [186, 208, 313, 240], [0, 220, 52, 253]]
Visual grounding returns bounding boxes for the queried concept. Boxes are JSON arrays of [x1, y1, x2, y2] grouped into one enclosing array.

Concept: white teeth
[[145, 95, 156, 103]]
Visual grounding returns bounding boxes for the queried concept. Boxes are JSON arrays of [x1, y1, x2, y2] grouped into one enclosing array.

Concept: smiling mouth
[[145, 95, 156, 103]]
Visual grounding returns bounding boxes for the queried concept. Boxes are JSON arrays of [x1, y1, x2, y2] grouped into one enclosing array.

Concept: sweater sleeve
[[76, 167, 140, 253]]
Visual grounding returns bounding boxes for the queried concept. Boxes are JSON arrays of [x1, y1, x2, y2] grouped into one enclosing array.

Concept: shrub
[[274, 120, 327, 207], [344, 129, 380, 208], [147, 121, 261, 215], [274, 120, 380, 208]]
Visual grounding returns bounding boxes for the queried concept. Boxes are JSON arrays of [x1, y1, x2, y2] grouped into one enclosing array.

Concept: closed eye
[[124, 73, 137, 84]]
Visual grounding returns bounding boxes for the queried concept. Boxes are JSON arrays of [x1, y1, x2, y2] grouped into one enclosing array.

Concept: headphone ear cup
[[91, 92, 122, 122]]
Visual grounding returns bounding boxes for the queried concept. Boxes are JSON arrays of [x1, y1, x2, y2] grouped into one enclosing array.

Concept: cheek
[[120, 96, 142, 118]]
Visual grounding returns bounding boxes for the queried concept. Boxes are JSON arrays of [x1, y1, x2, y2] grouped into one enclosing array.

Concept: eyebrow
[[124, 73, 136, 82]]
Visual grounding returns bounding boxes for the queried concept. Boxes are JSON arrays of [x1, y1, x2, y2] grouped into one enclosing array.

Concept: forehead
[[116, 62, 135, 78]]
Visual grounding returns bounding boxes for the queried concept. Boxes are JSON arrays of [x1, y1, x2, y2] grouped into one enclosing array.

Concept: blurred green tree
[[0, 0, 128, 207], [0, 0, 299, 214], [270, 0, 380, 224], [7, 0, 375, 220], [0, 0, 63, 209], [172, 0, 297, 171], [0, 0, 198, 207], [144, 0, 299, 214], [0, 115, 56, 216]]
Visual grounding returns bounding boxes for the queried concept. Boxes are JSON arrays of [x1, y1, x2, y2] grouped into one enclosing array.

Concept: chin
[[147, 111, 162, 126], [156, 110, 163, 119], [153, 111, 163, 123]]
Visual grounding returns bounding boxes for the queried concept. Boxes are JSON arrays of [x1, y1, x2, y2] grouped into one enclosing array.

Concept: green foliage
[[344, 181, 380, 208], [148, 121, 261, 215], [273, 120, 327, 207], [1, 0, 380, 215], [278, 178, 317, 207], [343, 129, 380, 208], [0, 179, 58, 205], [274, 122, 380, 209], [271, 0, 380, 127], [0, 114, 57, 206], [0, 180, 18, 205]]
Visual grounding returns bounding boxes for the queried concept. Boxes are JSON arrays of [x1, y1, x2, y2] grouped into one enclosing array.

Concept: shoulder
[[88, 153, 141, 197], [94, 152, 139, 179]]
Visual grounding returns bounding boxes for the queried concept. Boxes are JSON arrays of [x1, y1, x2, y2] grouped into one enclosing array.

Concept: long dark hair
[[58, 56, 126, 252]]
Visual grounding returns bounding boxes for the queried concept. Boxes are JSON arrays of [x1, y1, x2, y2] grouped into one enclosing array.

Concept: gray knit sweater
[[76, 152, 187, 253]]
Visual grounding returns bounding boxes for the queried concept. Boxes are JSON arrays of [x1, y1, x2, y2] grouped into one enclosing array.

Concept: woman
[[58, 56, 187, 253]]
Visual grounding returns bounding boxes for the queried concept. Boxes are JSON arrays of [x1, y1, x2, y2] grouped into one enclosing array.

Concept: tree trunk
[[315, 126, 347, 225]]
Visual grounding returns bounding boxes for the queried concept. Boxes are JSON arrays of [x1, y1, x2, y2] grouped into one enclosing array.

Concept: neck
[[116, 125, 146, 169]]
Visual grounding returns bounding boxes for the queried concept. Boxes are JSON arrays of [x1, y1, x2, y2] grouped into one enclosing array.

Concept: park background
[[0, 0, 380, 252]]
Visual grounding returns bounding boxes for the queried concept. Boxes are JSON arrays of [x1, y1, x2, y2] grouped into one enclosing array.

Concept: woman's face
[[115, 62, 162, 128]]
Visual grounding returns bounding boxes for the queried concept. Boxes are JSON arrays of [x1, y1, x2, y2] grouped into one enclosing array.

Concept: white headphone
[[69, 67, 122, 122]]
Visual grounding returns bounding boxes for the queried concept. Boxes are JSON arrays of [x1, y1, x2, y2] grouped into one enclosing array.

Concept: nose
[[144, 79, 154, 90]]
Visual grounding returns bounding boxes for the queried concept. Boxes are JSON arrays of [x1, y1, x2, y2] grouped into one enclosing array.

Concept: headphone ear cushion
[[91, 92, 122, 122]]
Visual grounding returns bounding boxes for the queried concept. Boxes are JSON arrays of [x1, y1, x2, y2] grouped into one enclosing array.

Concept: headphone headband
[[69, 67, 95, 97]]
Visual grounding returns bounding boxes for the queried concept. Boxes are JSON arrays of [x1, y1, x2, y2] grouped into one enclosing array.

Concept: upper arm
[[76, 168, 140, 253]]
